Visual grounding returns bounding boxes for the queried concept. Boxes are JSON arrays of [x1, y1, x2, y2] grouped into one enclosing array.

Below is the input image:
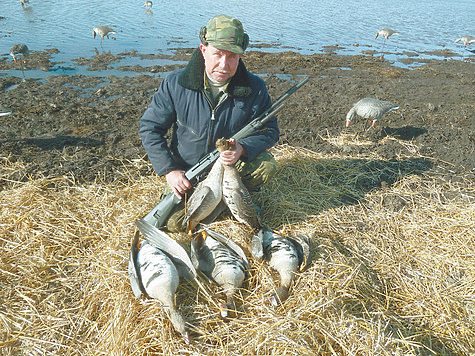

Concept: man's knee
[[235, 150, 277, 191]]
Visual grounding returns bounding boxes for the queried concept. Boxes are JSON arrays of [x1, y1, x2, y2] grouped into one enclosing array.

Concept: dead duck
[[129, 228, 194, 343], [183, 153, 224, 232], [258, 230, 310, 306], [191, 228, 250, 318]]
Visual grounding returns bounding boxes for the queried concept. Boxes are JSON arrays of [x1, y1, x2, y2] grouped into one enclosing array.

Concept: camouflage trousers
[[164, 150, 277, 233]]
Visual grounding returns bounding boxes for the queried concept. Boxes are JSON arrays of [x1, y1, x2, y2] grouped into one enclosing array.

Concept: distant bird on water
[[144, 1, 153, 8], [20, 0, 30, 8], [375, 28, 399, 40], [10, 44, 29, 63], [454, 35, 475, 47], [346, 97, 399, 128], [93, 26, 117, 40]]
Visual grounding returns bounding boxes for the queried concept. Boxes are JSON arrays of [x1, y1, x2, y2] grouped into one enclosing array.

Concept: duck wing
[[128, 230, 146, 298], [135, 219, 196, 280]]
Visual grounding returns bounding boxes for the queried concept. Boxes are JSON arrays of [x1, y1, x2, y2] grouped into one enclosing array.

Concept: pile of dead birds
[[1, 141, 474, 355]]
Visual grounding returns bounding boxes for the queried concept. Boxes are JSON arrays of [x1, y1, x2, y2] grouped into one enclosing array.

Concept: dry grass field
[[1, 136, 473, 355]]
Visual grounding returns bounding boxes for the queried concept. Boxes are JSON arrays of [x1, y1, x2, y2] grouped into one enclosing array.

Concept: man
[[139, 14, 279, 232]]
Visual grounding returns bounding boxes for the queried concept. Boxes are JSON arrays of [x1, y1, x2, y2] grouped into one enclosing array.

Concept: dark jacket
[[139, 48, 279, 176]]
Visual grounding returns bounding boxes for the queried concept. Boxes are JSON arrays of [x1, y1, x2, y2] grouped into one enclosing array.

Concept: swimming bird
[[191, 228, 250, 318], [218, 138, 261, 230], [259, 230, 310, 306], [10, 44, 29, 63], [346, 97, 399, 128], [20, 0, 29, 8], [375, 28, 399, 40], [183, 151, 224, 233], [93, 26, 117, 40], [129, 229, 192, 343], [454, 35, 475, 47], [144, 1, 153, 8]]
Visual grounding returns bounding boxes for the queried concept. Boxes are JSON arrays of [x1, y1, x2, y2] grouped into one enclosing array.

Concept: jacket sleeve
[[238, 78, 280, 162], [139, 77, 180, 176]]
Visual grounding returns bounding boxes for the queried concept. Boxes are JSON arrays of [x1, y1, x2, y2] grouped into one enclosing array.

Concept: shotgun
[[137, 76, 309, 231]]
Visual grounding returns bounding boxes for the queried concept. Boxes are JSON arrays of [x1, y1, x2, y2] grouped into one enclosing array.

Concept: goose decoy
[[217, 138, 261, 230], [0, 107, 12, 117], [259, 230, 310, 306], [93, 26, 117, 40], [191, 228, 249, 318], [129, 226, 197, 344], [346, 97, 399, 128], [143, 1, 153, 8], [10, 44, 29, 63], [454, 35, 475, 47], [374, 28, 399, 40], [183, 149, 225, 233]]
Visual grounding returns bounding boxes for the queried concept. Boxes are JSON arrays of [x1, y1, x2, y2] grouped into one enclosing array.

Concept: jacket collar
[[178, 47, 253, 98]]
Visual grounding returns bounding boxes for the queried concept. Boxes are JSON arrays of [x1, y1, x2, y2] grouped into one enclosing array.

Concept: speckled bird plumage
[[346, 97, 399, 127], [128, 231, 190, 343], [183, 157, 224, 232], [191, 228, 249, 317], [217, 138, 260, 230], [260, 230, 310, 306]]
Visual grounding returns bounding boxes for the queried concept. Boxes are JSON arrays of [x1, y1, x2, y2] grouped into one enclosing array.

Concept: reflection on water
[[0, 0, 473, 78]]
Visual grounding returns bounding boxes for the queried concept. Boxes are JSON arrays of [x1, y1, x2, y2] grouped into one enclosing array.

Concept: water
[[0, 0, 473, 78]]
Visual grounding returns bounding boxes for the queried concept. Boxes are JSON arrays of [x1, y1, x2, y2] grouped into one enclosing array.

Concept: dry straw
[[1, 138, 474, 355]]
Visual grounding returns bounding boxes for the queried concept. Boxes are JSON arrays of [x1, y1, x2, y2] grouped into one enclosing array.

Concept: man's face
[[200, 44, 241, 83]]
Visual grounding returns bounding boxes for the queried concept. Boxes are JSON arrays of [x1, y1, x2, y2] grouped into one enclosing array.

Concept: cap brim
[[209, 42, 244, 55]]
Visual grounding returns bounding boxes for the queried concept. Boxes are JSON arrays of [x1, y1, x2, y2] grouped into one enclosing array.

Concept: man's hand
[[165, 170, 192, 199], [219, 141, 245, 166]]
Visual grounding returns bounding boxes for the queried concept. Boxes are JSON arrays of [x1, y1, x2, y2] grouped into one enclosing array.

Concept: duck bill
[[345, 119, 351, 127]]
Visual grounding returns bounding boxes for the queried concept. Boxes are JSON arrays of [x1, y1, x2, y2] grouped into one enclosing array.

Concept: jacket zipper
[[204, 91, 228, 151]]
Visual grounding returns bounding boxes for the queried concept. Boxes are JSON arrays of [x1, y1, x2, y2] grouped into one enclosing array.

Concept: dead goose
[[183, 152, 224, 232], [259, 230, 310, 306], [129, 228, 193, 343], [346, 97, 399, 128], [191, 228, 250, 318], [217, 138, 261, 230]]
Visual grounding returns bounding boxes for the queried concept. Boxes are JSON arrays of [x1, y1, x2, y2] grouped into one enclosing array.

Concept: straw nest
[[1, 138, 474, 355]]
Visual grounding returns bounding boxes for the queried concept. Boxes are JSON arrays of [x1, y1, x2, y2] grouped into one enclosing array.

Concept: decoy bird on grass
[[93, 26, 117, 41], [454, 35, 475, 47], [10, 44, 29, 63], [0, 107, 12, 117], [191, 228, 250, 318], [129, 228, 194, 344], [259, 230, 310, 306], [346, 97, 399, 128]]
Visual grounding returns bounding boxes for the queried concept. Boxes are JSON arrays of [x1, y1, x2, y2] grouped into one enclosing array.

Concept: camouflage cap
[[202, 15, 248, 54]]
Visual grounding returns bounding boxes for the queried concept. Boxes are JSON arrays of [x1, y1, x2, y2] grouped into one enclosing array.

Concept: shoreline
[[0, 49, 474, 189]]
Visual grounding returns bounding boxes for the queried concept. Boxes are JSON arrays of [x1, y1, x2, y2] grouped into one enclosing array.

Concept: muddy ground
[[0, 48, 473, 190]]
